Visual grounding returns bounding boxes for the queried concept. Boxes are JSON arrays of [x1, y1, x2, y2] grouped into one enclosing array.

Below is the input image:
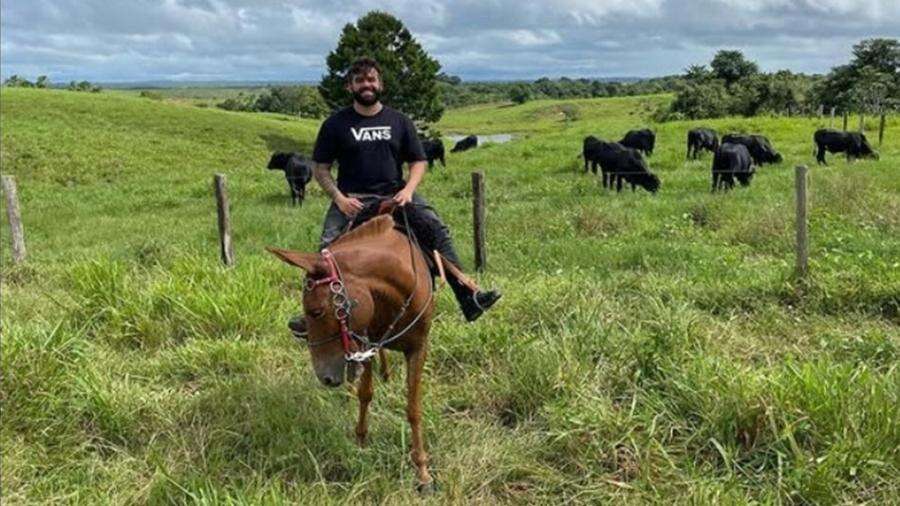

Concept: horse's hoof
[[416, 480, 436, 495]]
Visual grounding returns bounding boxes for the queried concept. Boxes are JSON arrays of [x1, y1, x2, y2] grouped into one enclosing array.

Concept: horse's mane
[[330, 214, 396, 248]]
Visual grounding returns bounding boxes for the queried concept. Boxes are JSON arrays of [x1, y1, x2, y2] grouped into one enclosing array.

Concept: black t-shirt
[[313, 105, 426, 196]]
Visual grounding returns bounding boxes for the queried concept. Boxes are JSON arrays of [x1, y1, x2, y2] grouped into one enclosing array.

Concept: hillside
[[2, 88, 898, 504]]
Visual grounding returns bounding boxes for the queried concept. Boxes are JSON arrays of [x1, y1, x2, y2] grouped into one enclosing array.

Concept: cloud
[[1, 0, 897, 82]]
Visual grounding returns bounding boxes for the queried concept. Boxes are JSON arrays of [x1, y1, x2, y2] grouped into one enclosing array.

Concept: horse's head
[[267, 247, 374, 387]]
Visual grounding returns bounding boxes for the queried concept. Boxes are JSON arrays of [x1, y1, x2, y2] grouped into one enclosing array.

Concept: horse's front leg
[[355, 361, 374, 447], [405, 346, 433, 491]]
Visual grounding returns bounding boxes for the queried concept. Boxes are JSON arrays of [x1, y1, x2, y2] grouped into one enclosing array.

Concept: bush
[[559, 104, 580, 123], [254, 86, 329, 118], [3, 75, 35, 88], [67, 80, 102, 93], [508, 84, 531, 105], [216, 93, 257, 112], [667, 80, 732, 119]]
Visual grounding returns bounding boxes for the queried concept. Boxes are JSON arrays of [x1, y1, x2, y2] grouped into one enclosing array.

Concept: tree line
[[659, 39, 898, 120], [3, 75, 102, 92]]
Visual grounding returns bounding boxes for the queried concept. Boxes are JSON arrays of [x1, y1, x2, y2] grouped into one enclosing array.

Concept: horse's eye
[[308, 308, 325, 319]]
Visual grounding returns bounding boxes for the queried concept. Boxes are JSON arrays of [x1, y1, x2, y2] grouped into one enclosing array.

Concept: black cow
[[267, 152, 313, 206], [420, 138, 446, 168], [813, 129, 878, 165], [721, 134, 783, 165], [712, 143, 754, 191], [584, 139, 660, 193], [687, 128, 718, 159], [451, 135, 478, 153], [619, 129, 655, 156]]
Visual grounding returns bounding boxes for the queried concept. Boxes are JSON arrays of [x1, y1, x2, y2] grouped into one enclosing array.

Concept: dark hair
[[346, 57, 382, 83]]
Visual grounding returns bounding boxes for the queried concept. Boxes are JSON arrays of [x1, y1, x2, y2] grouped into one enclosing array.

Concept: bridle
[[302, 206, 434, 363]]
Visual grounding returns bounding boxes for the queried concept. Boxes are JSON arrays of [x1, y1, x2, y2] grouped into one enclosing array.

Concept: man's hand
[[392, 187, 415, 206], [336, 195, 364, 216]]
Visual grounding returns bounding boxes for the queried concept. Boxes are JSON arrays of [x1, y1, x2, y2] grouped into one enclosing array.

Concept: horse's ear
[[266, 247, 318, 272]]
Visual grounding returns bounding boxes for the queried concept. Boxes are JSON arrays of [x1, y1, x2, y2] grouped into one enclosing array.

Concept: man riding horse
[[288, 57, 501, 338]]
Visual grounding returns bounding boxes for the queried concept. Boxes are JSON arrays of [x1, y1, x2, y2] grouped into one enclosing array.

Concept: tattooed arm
[[315, 162, 362, 216]]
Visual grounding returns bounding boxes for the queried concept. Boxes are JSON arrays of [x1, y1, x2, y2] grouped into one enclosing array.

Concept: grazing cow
[[712, 143, 754, 191], [451, 135, 477, 153], [584, 139, 660, 193], [813, 129, 878, 165], [267, 152, 313, 206], [619, 128, 655, 156], [687, 128, 719, 159], [419, 138, 446, 169], [721, 134, 783, 166]]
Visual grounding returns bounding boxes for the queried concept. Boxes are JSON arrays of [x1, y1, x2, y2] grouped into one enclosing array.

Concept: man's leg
[[410, 194, 500, 322], [319, 201, 351, 249]]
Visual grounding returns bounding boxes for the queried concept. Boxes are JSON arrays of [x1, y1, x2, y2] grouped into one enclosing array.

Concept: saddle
[[340, 199, 476, 291], [344, 199, 437, 269]]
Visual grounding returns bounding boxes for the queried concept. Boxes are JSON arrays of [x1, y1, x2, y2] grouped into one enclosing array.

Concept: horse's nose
[[321, 374, 342, 388]]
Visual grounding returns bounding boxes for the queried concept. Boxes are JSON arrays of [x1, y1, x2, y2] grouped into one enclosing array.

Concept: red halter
[[306, 249, 358, 358]]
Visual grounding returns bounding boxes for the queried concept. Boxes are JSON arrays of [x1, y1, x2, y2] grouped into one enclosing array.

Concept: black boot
[[288, 314, 308, 340], [448, 276, 501, 322], [462, 290, 502, 322]]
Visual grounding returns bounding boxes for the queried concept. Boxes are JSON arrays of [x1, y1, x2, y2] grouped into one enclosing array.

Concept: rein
[[303, 205, 434, 363]]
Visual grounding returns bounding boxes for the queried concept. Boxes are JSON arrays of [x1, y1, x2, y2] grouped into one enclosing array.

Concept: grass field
[[2, 87, 898, 504]]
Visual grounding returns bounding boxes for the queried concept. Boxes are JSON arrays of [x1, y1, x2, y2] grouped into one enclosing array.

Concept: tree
[[851, 38, 900, 76], [4, 75, 34, 87], [508, 84, 531, 104], [850, 66, 896, 114], [763, 70, 810, 115], [319, 11, 443, 123], [729, 73, 768, 116], [668, 80, 732, 119], [684, 64, 713, 82], [35, 75, 50, 88], [710, 50, 759, 87], [814, 38, 899, 111], [254, 86, 329, 118], [437, 72, 461, 85]]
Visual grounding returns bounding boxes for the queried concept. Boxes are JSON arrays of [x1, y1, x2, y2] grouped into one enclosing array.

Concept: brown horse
[[268, 214, 436, 491]]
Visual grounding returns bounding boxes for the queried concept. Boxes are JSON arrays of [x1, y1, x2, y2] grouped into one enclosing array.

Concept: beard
[[352, 88, 380, 106]]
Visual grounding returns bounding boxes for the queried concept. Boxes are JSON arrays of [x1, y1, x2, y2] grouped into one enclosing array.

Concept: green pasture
[[2, 87, 898, 504]]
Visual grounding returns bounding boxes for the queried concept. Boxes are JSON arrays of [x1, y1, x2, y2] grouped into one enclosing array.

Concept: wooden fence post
[[471, 171, 486, 273], [859, 113, 865, 133], [795, 166, 809, 278], [830, 107, 835, 128], [842, 111, 848, 131], [213, 173, 235, 267], [879, 113, 886, 147], [1, 176, 26, 264]]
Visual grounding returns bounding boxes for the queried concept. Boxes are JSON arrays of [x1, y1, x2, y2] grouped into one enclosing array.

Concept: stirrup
[[471, 292, 485, 311]]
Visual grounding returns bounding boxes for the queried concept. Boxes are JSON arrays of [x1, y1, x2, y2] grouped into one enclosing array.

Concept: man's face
[[346, 69, 382, 106]]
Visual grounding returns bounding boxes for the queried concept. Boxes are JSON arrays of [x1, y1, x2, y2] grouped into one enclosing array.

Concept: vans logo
[[351, 126, 392, 141]]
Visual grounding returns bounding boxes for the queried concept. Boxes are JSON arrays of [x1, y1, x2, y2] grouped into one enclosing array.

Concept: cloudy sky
[[1, 0, 898, 83]]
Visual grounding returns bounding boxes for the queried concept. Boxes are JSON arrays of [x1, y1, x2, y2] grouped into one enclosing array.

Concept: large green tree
[[814, 38, 899, 111], [319, 11, 444, 123], [710, 50, 759, 87]]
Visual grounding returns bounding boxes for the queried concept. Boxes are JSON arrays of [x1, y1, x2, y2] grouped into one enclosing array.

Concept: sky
[[1, 0, 898, 83]]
